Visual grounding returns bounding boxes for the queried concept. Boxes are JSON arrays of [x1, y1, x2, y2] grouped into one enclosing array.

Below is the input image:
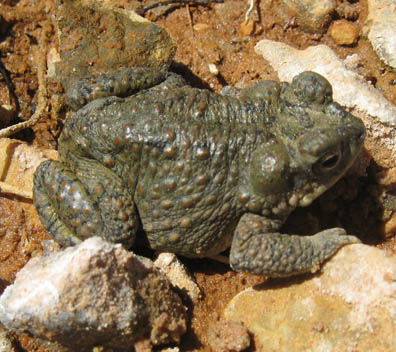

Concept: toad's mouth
[[291, 165, 347, 208], [295, 183, 329, 207], [293, 144, 351, 207]]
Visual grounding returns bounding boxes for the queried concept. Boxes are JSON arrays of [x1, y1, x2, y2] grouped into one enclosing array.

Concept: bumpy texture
[[34, 68, 365, 277]]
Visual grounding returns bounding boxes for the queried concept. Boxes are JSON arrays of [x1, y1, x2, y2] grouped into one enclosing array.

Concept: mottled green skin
[[34, 69, 365, 277]]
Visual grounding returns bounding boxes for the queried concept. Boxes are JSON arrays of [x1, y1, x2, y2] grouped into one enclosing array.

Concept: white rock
[[0, 237, 186, 351], [255, 39, 396, 162], [224, 244, 396, 351], [154, 253, 201, 302], [366, 0, 396, 69]]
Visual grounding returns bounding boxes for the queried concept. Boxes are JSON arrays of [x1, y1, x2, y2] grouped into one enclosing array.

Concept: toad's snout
[[338, 123, 366, 149]]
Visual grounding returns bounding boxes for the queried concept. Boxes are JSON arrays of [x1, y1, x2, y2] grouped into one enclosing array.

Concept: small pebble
[[329, 20, 359, 46], [207, 314, 250, 352], [240, 19, 255, 36], [193, 23, 211, 31], [208, 63, 219, 75]]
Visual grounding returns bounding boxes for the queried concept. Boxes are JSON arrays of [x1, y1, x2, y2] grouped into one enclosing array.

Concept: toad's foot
[[33, 159, 138, 247], [230, 213, 360, 277]]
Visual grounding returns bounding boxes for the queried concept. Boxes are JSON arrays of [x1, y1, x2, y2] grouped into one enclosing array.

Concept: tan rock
[[0, 138, 57, 199], [329, 20, 359, 45], [224, 244, 396, 351], [240, 19, 255, 36], [207, 315, 250, 352]]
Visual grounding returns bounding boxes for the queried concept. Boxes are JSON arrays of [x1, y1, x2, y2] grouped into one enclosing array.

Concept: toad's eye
[[313, 150, 340, 174]]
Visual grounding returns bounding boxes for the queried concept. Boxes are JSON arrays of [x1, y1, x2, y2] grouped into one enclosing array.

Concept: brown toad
[[33, 68, 365, 277]]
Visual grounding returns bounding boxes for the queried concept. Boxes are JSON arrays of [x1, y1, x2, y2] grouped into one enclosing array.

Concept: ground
[[1, 0, 396, 351]]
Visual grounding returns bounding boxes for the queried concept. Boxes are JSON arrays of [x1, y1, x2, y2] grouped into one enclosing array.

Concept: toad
[[33, 68, 365, 277]]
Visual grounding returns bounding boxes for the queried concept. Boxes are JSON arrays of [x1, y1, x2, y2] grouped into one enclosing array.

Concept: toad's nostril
[[358, 130, 365, 141]]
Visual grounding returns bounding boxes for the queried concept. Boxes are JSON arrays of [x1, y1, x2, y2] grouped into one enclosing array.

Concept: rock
[[0, 237, 187, 352], [224, 244, 396, 351], [240, 19, 255, 36], [0, 324, 17, 352], [280, 0, 335, 33], [0, 138, 57, 199], [365, 0, 396, 69], [207, 315, 250, 352], [254, 39, 396, 168], [329, 20, 359, 45], [53, 0, 176, 90], [154, 253, 201, 302]]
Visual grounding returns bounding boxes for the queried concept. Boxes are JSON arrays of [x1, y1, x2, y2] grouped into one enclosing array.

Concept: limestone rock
[[366, 0, 396, 69], [224, 244, 396, 351], [154, 253, 201, 302], [0, 237, 187, 351]]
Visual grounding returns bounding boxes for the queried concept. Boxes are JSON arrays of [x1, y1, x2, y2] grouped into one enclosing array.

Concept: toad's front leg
[[230, 213, 360, 277]]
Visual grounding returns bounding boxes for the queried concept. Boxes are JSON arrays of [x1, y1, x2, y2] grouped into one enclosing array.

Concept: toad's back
[[58, 85, 269, 256], [34, 69, 365, 277]]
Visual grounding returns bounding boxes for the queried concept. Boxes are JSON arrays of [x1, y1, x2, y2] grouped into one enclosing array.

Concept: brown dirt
[[0, 0, 395, 351]]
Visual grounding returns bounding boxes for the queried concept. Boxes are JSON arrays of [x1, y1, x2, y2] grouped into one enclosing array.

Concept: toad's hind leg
[[230, 213, 360, 277], [65, 67, 187, 111], [33, 159, 138, 247], [65, 67, 168, 110]]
